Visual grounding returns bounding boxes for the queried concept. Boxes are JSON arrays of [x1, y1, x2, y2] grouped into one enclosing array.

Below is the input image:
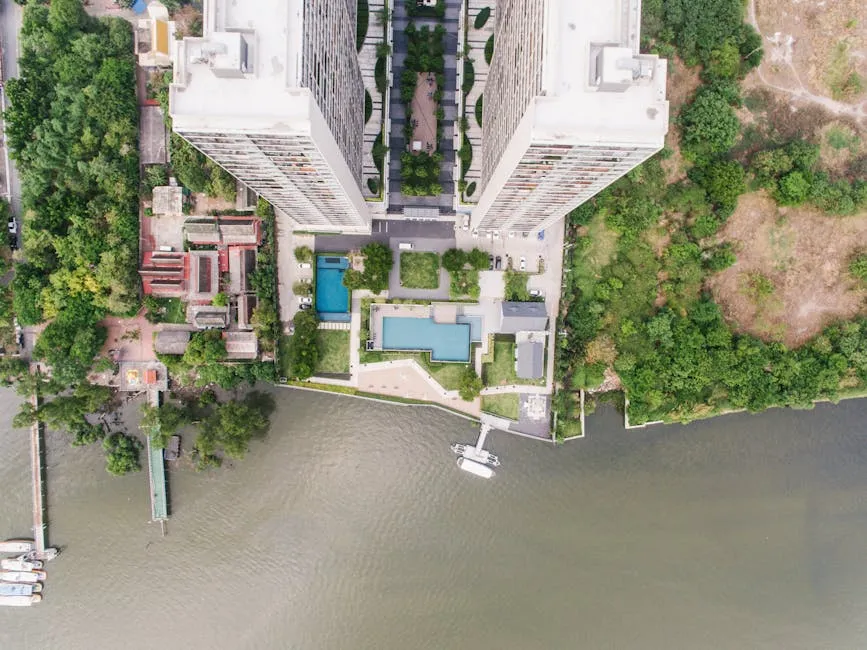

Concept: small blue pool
[[316, 256, 350, 322], [382, 317, 471, 362]]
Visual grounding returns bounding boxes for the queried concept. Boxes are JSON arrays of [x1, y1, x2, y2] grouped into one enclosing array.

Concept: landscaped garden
[[442, 247, 489, 299], [400, 22, 446, 196], [400, 251, 441, 289], [315, 330, 351, 374], [481, 394, 519, 420], [481, 339, 545, 388]]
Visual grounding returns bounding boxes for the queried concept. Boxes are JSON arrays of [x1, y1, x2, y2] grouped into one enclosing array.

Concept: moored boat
[[0, 570, 45, 583], [1, 556, 43, 571], [457, 457, 495, 478], [0, 540, 35, 554], [0, 594, 41, 607], [0, 582, 42, 596]]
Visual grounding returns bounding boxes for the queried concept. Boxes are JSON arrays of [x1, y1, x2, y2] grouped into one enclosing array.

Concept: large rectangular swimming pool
[[381, 317, 471, 362], [316, 256, 350, 322]]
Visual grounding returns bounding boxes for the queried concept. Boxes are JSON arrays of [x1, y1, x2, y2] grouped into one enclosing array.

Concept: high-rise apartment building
[[170, 0, 370, 233], [474, 0, 669, 233]]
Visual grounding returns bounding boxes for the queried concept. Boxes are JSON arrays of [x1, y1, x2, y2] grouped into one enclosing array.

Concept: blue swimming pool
[[381, 317, 471, 362], [316, 256, 350, 322]]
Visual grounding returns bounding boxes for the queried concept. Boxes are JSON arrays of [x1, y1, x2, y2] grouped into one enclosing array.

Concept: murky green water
[[2, 387, 867, 649]]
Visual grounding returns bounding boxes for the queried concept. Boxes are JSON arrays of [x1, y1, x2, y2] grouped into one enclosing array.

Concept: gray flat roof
[[516, 340, 545, 380], [499, 302, 548, 334]]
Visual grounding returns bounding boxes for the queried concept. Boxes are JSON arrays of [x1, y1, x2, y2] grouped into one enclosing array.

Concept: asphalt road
[[0, 0, 22, 244]]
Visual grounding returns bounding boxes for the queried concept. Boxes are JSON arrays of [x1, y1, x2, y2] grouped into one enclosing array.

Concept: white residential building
[[474, 0, 669, 233], [170, 0, 370, 233]]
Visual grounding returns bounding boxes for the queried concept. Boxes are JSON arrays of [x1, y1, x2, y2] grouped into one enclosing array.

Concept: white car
[[462, 215, 470, 231], [298, 262, 311, 270], [472, 229, 479, 238], [7, 220, 17, 235], [492, 231, 500, 240], [299, 296, 313, 305], [519, 256, 527, 271], [508, 231, 516, 239], [529, 288, 542, 298]]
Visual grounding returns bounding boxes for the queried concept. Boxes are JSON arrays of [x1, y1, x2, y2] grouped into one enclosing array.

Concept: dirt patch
[[661, 58, 701, 183], [708, 192, 867, 346], [410, 73, 438, 153], [748, 0, 867, 122]]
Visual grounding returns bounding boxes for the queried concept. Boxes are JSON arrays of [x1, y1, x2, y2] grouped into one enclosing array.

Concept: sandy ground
[[709, 192, 867, 346], [100, 312, 157, 363], [410, 72, 438, 153], [748, 0, 867, 122]]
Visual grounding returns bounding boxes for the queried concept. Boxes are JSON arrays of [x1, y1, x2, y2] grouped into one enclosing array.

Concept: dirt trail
[[747, 0, 867, 122]]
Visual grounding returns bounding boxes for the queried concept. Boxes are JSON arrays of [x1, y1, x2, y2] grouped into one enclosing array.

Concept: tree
[[342, 268, 365, 291], [194, 391, 274, 466], [211, 292, 228, 307], [698, 160, 746, 210], [679, 88, 740, 163], [287, 310, 319, 379], [183, 330, 227, 366], [441, 248, 467, 273], [140, 402, 190, 449], [103, 432, 141, 476], [458, 366, 483, 401], [466, 248, 490, 271], [294, 246, 314, 263], [360, 242, 393, 294]]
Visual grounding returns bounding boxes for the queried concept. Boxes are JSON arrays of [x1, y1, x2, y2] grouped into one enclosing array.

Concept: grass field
[[400, 251, 440, 289], [482, 340, 545, 387], [315, 330, 351, 374], [481, 393, 520, 420]]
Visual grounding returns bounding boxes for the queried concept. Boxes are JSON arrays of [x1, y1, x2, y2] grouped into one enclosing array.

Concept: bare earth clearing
[[709, 193, 867, 346]]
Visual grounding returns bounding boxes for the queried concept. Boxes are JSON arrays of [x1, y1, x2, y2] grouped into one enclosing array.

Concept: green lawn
[[315, 330, 351, 374], [162, 298, 187, 324], [503, 271, 531, 301], [278, 334, 293, 378], [358, 348, 468, 390], [400, 251, 440, 289], [482, 340, 545, 387], [481, 394, 520, 420]]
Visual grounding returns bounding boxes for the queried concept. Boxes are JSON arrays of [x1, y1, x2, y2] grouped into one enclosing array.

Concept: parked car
[[298, 262, 312, 270], [508, 231, 516, 239], [492, 230, 500, 240], [299, 296, 313, 305], [519, 256, 527, 271], [462, 215, 470, 231], [529, 288, 542, 298], [495, 256, 502, 270], [7, 220, 17, 235], [299, 303, 312, 310], [472, 229, 479, 239], [488, 255, 494, 270]]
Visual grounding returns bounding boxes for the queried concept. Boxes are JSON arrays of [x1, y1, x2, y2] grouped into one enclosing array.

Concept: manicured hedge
[[474, 7, 491, 29]]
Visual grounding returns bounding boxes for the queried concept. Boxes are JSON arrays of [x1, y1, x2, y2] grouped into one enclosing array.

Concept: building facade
[[170, 0, 370, 233], [474, 0, 669, 233]]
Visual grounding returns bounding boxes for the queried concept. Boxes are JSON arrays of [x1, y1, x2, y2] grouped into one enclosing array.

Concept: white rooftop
[[534, 0, 668, 145], [170, 0, 311, 132]]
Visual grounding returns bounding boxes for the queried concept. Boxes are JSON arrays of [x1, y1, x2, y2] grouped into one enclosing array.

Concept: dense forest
[[554, 0, 867, 431], [6, 0, 140, 384]]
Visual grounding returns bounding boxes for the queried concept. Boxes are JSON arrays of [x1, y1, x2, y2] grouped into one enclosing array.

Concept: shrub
[[372, 132, 387, 173], [367, 177, 380, 195], [458, 366, 483, 401], [775, 171, 810, 206], [442, 248, 467, 273], [364, 90, 373, 124], [357, 0, 369, 51], [467, 248, 489, 270], [375, 56, 387, 94], [287, 311, 319, 379], [848, 254, 867, 281], [459, 135, 473, 179], [474, 7, 491, 29], [699, 160, 745, 210], [466, 181, 477, 197], [211, 292, 228, 307], [475, 95, 483, 127], [705, 244, 736, 271], [484, 34, 494, 65], [462, 58, 475, 95]]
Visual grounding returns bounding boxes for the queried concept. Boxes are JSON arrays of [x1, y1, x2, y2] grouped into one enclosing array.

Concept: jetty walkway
[[29, 392, 47, 558], [145, 388, 168, 526]]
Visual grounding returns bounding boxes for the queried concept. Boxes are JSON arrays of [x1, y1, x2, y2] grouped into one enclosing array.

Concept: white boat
[[0, 570, 45, 583], [0, 582, 41, 596], [0, 594, 41, 607], [1, 556, 43, 571], [457, 457, 494, 478], [0, 540, 34, 554]]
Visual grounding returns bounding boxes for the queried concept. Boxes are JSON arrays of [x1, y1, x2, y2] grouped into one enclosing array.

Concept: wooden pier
[[145, 388, 168, 531], [29, 392, 47, 558]]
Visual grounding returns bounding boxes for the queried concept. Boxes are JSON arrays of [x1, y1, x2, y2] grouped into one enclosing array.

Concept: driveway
[[387, 237, 455, 300]]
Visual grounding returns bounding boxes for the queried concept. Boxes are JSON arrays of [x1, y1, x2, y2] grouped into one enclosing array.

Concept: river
[[2, 386, 867, 649]]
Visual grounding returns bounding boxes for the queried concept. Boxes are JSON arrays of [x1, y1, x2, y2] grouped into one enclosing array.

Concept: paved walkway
[[460, 0, 496, 204], [358, 0, 390, 200]]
